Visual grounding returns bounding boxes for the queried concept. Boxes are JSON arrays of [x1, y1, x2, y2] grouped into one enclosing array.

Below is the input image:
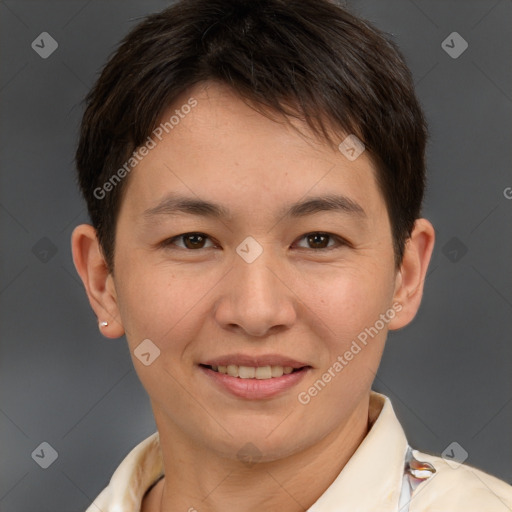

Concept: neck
[[145, 397, 371, 512]]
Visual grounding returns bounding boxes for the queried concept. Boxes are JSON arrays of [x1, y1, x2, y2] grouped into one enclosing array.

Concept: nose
[[214, 248, 297, 338]]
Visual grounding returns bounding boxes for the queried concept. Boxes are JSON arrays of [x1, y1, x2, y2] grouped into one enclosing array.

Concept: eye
[[161, 232, 216, 250], [294, 232, 346, 250], [160, 231, 346, 251]]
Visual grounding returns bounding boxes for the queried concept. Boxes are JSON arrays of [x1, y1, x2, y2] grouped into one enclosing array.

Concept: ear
[[388, 218, 435, 330], [71, 224, 125, 338]]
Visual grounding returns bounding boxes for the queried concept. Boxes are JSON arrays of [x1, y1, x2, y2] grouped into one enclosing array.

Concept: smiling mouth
[[200, 364, 307, 379]]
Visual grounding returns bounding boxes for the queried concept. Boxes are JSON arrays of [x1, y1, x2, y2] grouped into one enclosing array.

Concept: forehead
[[119, 81, 386, 224]]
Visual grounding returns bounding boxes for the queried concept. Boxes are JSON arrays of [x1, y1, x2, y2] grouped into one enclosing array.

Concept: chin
[[217, 427, 311, 462]]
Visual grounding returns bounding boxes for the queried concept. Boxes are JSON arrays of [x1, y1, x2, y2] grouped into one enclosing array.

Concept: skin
[[72, 81, 435, 512]]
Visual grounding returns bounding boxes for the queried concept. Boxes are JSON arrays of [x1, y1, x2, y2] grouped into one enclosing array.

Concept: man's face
[[112, 81, 400, 460]]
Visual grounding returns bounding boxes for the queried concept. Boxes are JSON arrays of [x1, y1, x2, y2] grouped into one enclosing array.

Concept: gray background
[[1, 0, 511, 510]]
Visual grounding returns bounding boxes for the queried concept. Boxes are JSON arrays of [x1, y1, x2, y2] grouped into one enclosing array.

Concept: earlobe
[[71, 224, 125, 338], [388, 218, 435, 331]]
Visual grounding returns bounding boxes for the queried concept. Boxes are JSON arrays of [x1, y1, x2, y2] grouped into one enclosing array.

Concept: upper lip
[[201, 354, 310, 369]]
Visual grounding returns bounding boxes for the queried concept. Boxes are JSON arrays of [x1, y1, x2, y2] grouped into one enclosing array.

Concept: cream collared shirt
[[86, 392, 512, 511]]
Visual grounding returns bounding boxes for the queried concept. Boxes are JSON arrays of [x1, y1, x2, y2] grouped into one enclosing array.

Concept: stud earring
[[99, 321, 109, 328]]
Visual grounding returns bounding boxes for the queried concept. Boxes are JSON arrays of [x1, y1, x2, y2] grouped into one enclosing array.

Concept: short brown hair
[[76, 0, 427, 271]]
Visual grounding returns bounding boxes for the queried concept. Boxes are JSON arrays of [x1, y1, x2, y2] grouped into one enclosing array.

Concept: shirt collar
[[308, 391, 408, 511], [87, 391, 408, 512]]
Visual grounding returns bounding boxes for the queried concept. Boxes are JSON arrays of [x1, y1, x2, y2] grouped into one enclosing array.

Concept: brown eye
[[306, 233, 330, 249], [295, 232, 346, 250], [161, 232, 215, 250], [182, 233, 207, 249]]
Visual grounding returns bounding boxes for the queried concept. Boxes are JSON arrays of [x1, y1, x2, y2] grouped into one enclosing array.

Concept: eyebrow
[[142, 193, 366, 221]]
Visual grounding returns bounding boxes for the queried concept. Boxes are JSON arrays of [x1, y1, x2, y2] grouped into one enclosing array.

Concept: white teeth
[[255, 366, 272, 379], [227, 364, 239, 377], [211, 364, 300, 379], [271, 366, 284, 378], [238, 366, 256, 379]]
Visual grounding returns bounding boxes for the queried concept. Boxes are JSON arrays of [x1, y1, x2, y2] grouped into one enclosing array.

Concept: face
[[110, 81, 402, 461]]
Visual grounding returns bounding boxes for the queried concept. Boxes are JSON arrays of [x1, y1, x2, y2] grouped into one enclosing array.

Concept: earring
[[99, 321, 109, 328]]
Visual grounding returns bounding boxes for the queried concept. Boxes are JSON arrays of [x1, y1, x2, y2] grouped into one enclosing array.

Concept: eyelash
[[160, 232, 349, 251]]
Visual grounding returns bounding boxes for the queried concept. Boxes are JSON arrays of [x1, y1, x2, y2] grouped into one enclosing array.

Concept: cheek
[[114, 256, 221, 355], [296, 261, 395, 403], [113, 265, 201, 401], [114, 259, 184, 348], [293, 268, 392, 431], [302, 262, 393, 343]]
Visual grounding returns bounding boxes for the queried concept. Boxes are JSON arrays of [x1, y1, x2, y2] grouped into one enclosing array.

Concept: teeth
[[271, 366, 284, 378], [255, 366, 272, 379], [238, 366, 255, 378], [211, 364, 297, 379], [227, 364, 239, 377]]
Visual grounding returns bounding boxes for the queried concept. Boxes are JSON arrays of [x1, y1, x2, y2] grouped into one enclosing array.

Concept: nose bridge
[[238, 252, 277, 300], [235, 241, 283, 308], [215, 241, 296, 336]]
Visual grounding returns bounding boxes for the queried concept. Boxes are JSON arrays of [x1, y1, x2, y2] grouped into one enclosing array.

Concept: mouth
[[199, 363, 308, 379], [198, 360, 312, 400]]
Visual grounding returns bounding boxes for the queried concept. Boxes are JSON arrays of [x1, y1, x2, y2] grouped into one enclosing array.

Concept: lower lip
[[199, 365, 310, 400]]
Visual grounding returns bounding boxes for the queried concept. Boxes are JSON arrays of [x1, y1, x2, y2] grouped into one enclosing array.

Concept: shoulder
[[410, 449, 512, 511]]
